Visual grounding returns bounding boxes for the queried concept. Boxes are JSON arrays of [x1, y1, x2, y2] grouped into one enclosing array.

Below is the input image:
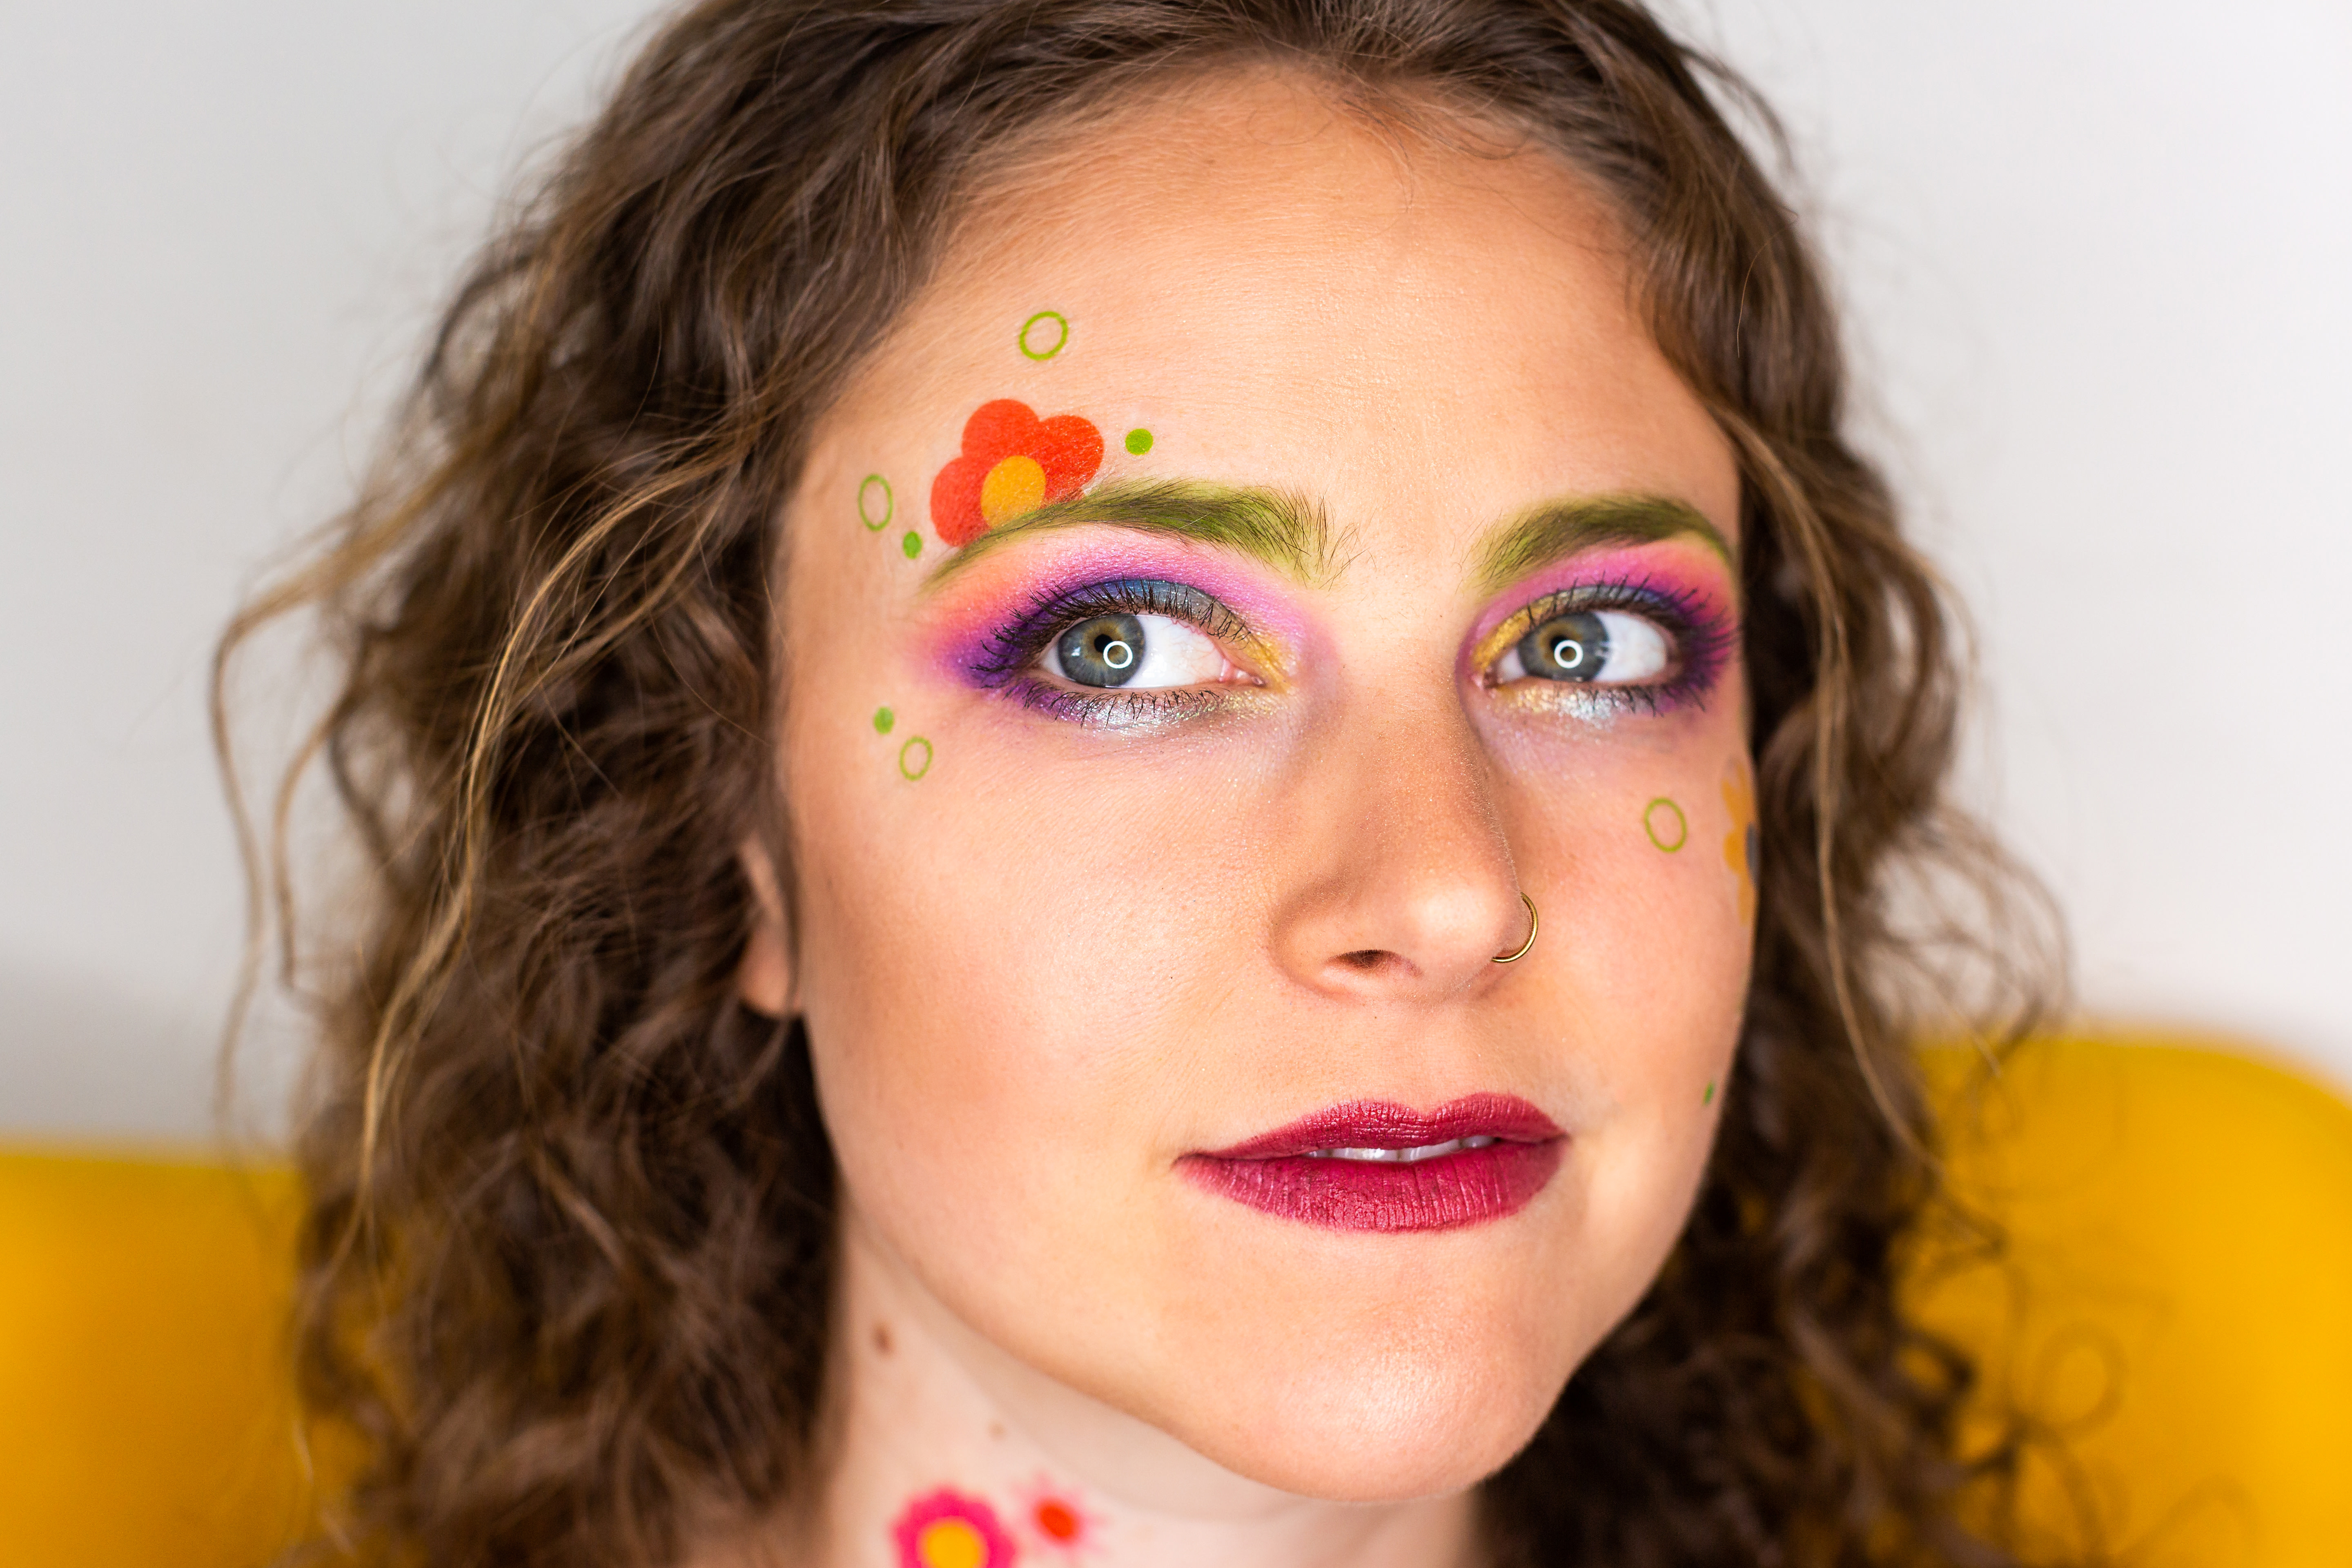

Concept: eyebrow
[[922, 479, 1342, 591], [1470, 494, 1736, 596]]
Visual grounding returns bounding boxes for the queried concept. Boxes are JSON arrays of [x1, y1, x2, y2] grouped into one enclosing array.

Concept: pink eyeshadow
[[1468, 539, 1737, 653], [925, 535, 1310, 680]]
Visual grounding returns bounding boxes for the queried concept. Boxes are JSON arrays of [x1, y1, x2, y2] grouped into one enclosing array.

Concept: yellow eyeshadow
[[1470, 612, 1536, 682]]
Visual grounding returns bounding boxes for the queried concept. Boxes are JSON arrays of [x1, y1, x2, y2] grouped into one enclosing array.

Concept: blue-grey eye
[[1492, 608, 1671, 686], [1518, 612, 1608, 681], [1041, 608, 1238, 691], [1052, 613, 1146, 688]]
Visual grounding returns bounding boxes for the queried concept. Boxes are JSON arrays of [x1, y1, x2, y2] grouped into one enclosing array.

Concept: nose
[[1267, 681, 1530, 1002]]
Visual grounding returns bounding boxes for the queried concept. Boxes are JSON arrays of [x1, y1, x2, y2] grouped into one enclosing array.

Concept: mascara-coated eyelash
[[1481, 574, 1735, 717], [967, 576, 1264, 727]]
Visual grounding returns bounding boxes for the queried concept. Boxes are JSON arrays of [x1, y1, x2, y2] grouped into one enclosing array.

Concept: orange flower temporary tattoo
[[1722, 758, 1757, 926], [930, 398, 1104, 547]]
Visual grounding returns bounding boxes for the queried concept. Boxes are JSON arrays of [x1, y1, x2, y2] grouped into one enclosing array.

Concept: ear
[[736, 838, 795, 1018]]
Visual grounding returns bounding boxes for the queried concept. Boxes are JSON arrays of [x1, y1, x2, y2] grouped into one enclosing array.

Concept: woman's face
[[758, 73, 1751, 1502]]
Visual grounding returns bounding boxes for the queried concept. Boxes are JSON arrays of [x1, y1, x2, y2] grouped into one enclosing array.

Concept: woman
[[223, 2, 2054, 1563]]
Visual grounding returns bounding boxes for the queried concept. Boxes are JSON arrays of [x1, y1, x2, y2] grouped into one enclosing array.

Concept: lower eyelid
[[1004, 675, 1262, 729], [1492, 682, 1674, 721]]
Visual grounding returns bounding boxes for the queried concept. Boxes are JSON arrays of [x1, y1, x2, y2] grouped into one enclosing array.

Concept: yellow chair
[[1911, 1035, 2352, 1566], [0, 1152, 316, 1567], [3, 1034, 2348, 1567]]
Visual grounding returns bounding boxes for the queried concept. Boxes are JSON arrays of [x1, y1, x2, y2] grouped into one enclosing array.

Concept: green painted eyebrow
[[1470, 495, 1736, 597], [922, 479, 1341, 591]]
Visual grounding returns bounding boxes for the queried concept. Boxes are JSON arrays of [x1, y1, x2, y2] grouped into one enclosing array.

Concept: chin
[[1156, 1312, 1573, 1503]]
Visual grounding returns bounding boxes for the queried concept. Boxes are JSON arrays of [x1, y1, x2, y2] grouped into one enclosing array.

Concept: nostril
[[1336, 949, 1393, 972]]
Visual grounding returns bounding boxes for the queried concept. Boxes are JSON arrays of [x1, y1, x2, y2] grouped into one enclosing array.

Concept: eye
[[1491, 609, 1671, 686], [1045, 611, 1233, 689]]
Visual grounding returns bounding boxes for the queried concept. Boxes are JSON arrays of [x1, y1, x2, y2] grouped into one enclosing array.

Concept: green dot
[[901, 530, 921, 559], [1703, 1080, 1717, 1106], [1124, 428, 1154, 456], [873, 706, 894, 735]]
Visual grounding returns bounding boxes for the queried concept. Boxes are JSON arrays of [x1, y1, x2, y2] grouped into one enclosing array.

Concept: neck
[[765, 1206, 1481, 1568]]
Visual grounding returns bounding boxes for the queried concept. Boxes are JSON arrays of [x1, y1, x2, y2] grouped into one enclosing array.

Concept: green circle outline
[[898, 736, 933, 780], [1018, 310, 1069, 361], [1642, 796, 1688, 853], [858, 473, 892, 531]]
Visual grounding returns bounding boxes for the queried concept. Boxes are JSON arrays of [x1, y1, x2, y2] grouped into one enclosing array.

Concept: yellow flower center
[[916, 1518, 989, 1568], [979, 453, 1047, 524]]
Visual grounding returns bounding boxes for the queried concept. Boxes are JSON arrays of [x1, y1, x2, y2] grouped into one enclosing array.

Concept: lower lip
[[1180, 1140, 1563, 1233]]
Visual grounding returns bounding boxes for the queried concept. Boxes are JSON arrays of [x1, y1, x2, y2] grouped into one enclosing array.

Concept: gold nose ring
[[1491, 892, 1539, 964]]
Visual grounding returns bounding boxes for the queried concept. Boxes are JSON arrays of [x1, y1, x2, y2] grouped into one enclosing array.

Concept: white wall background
[[3, 1, 2347, 1139]]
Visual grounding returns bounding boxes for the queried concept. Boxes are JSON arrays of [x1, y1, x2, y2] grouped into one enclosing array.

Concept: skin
[[734, 69, 1751, 1568]]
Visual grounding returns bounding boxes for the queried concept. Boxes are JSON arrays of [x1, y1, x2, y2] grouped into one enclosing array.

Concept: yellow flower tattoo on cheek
[[1722, 757, 1757, 925]]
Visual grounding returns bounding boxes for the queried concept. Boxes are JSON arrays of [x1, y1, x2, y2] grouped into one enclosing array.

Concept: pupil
[[1057, 612, 1147, 688], [1518, 611, 1609, 682]]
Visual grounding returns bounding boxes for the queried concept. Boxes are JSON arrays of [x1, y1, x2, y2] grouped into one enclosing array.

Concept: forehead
[[828, 68, 1739, 548]]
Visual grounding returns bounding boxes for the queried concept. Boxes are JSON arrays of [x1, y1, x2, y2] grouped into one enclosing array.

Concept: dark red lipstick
[[1181, 1094, 1564, 1233]]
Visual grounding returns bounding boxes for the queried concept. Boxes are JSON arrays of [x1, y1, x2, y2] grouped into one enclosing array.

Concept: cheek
[[784, 696, 1247, 1275], [1494, 710, 1750, 1247], [1496, 687, 1752, 1013], [1549, 760, 1751, 1026]]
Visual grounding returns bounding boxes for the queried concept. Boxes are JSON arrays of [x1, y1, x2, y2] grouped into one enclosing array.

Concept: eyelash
[[968, 576, 1261, 727], [1483, 575, 1733, 716]]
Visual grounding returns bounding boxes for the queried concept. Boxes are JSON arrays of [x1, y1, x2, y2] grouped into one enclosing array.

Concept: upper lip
[[1197, 1093, 1563, 1160]]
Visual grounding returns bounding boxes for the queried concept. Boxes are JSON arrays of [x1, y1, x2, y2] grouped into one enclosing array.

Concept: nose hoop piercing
[[1491, 892, 1539, 964]]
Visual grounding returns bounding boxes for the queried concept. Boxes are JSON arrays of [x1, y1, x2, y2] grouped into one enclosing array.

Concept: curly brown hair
[[217, 2, 2062, 1564]]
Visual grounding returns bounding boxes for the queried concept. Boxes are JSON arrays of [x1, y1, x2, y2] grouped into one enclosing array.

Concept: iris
[[1055, 612, 1146, 687], [1517, 610, 1608, 681]]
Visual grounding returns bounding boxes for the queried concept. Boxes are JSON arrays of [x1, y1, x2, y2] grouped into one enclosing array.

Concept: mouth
[[1180, 1094, 1565, 1234]]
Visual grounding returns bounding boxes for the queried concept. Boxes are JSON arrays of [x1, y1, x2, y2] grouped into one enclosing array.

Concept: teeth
[[1304, 1135, 1498, 1163]]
